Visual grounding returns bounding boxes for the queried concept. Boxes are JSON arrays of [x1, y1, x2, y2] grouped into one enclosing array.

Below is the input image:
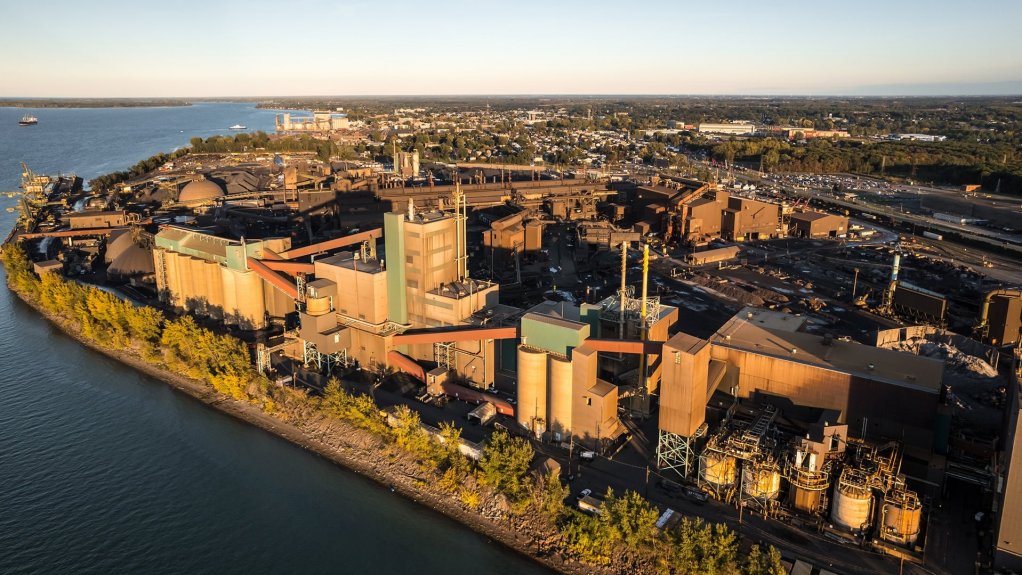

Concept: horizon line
[[3, 93, 1022, 100]]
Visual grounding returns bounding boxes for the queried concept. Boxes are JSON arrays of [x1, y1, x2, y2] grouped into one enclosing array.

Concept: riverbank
[[4, 285, 598, 575]]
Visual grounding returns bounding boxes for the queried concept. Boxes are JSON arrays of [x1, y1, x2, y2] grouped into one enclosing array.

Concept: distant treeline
[[189, 132, 374, 162], [0, 99, 192, 108], [89, 149, 190, 192]]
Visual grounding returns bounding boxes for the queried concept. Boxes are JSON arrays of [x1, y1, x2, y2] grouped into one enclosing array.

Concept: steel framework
[[656, 423, 706, 479]]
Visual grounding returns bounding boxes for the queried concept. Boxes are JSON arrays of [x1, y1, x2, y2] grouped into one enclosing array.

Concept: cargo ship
[[19, 115, 38, 126], [229, 124, 246, 130]]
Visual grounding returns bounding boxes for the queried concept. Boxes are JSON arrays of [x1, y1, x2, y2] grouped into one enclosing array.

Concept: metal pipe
[[619, 240, 628, 341]]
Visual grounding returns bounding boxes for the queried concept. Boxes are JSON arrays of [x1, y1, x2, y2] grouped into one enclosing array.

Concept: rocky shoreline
[[7, 286, 602, 575]]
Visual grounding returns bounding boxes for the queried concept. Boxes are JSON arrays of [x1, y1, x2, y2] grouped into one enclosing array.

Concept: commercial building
[[698, 123, 756, 135]]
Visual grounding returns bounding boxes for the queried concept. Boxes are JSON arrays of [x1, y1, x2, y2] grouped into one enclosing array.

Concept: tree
[[534, 469, 569, 524], [478, 430, 534, 502], [742, 544, 786, 575], [601, 488, 659, 550]]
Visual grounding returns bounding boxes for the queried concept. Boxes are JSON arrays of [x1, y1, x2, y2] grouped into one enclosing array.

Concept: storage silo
[[164, 251, 182, 308], [234, 270, 266, 330], [830, 469, 873, 531], [881, 488, 922, 546], [203, 260, 224, 319], [742, 462, 781, 500], [220, 265, 239, 326], [547, 355, 573, 441], [516, 346, 548, 437], [700, 450, 737, 488]]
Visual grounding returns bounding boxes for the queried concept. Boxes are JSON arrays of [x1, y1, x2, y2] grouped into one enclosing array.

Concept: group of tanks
[[693, 403, 923, 550]]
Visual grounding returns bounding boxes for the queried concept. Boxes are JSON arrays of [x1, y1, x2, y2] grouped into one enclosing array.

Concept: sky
[[1, 0, 1020, 97]]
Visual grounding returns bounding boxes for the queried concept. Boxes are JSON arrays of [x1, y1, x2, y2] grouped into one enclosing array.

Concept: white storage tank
[[830, 469, 873, 531]]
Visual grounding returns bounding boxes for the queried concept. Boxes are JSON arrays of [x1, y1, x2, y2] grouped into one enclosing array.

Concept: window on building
[[586, 397, 592, 406]]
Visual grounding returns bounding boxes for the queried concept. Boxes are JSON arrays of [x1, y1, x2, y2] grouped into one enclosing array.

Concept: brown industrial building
[[995, 353, 1022, 570], [721, 197, 782, 241], [482, 210, 543, 266], [657, 307, 946, 504], [788, 211, 848, 239], [67, 210, 127, 229]]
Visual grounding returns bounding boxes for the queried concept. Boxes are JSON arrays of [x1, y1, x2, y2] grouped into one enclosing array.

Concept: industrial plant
[[5, 127, 1022, 575]]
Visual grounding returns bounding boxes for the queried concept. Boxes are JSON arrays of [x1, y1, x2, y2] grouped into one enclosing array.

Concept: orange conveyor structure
[[277, 228, 382, 260], [246, 257, 299, 300], [392, 326, 517, 345], [583, 338, 665, 355]]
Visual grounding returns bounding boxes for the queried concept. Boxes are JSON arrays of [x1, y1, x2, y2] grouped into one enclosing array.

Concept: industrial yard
[[4, 109, 1022, 575]]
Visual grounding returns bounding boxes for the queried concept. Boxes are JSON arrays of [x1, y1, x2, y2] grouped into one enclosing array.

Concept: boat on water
[[229, 124, 246, 130], [19, 115, 38, 126]]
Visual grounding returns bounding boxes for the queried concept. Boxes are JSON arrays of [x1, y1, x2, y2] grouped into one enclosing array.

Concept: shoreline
[[6, 287, 590, 575]]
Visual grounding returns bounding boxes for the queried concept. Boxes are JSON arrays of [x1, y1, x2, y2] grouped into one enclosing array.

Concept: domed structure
[[108, 243, 155, 277], [104, 229, 134, 264], [178, 178, 224, 203]]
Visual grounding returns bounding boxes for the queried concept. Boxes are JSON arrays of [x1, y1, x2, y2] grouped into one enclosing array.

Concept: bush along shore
[[2, 242, 785, 575]]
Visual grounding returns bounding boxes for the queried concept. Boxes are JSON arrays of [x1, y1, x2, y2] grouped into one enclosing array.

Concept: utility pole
[[852, 268, 860, 299]]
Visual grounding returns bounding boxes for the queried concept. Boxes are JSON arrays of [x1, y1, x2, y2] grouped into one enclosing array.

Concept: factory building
[[721, 197, 782, 241], [68, 210, 127, 229], [153, 226, 293, 330], [656, 308, 944, 552], [995, 354, 1022, 570], [979, 290, 1022, 346], [516, 301, 623, 448], [657, 308, 947, 483], [686, 246, 740, 266], [697, 123, 755, 135], [275, 111, 350, 132], [393, 150, 420, 178], [482, 211, 543, 268], [788, 211, 848, 239]]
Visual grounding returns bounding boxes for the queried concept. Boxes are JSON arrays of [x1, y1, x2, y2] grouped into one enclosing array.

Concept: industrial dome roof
[[108, 244, 155, 277], [178, 178, 224, 203], [104, 229, 134, 264]]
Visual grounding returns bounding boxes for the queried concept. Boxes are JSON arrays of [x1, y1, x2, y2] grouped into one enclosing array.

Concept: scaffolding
[[434, 341, 455, 370], [303, 340, 349, 371], [656, 423, 706, 479]]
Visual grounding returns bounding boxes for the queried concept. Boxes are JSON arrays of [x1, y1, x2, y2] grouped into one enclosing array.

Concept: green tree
[[601, 488, 660, 550], [478, 430, 534, 503]]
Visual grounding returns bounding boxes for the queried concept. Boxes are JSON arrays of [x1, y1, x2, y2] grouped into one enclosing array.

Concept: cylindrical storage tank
[[547, 355, 573, 441], [163, 251, 180, 307], [188, 256, 206, 313], [306, 296, 331, 316], [830, 472, 873, 531], [516, 347, 548, 437], [204, 261, 224, 319], [153, 249, 168, 298], [220, 265, 239, 326], [700, 451, 737, 487], [742, 464, 781, 500], [881, 490, 922, 546], [234, 270, 266, 330]]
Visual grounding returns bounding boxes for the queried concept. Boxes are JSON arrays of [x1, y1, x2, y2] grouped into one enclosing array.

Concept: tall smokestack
[[407, 197, 415, 221]]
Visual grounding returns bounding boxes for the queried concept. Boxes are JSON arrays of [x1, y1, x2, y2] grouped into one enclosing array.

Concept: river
[[0, 103, 551, 574]]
